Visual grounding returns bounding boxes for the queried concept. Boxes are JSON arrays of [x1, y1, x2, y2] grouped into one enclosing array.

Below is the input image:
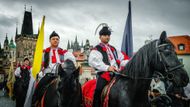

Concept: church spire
[[71, 41, 74, 49], [75, 35, 78, 43], [67, 40, 70, 50], [31, 6, 32, 12], [81, 40, 83, 47], [21, 6, 33, 35], [4, 33, 9, 46], [15, 21, 18, 41], [16, 22, 18, 36], [24, 4, 26, 11], [0, 42, 1, 50], [37, 22, 40, 35]]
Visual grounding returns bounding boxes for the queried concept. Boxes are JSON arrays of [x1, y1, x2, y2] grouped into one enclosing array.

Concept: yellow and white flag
[[32, 16, 45, 78]]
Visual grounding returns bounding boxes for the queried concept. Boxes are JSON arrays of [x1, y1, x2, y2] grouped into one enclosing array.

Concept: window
[[178, 44, 185, 51]]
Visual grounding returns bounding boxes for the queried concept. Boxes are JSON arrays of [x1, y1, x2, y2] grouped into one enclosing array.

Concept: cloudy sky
[[0, 0, 189, 51]]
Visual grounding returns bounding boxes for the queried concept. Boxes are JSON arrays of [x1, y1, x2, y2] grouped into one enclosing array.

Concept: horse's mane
[[121, 40, 158, 78]]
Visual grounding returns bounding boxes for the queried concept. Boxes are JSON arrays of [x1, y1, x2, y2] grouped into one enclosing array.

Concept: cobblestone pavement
[[0, 90, 15, 107]]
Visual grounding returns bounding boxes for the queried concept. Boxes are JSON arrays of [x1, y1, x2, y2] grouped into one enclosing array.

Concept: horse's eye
[[165, 45, 172, 50]]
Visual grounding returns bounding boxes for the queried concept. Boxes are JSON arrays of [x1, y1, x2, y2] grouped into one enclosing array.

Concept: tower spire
[[4, 33, 9, 46], [31, 6, 32, 12], [15, 21, 18, 40], [67, 40, 70, 50], [21, 7, 33, 35], [81, 40, 83, 47], [38, 22, 40, 34], [24, 4, 26, 11], [75, 35, 78, 43], [16, 22, 18, 36]]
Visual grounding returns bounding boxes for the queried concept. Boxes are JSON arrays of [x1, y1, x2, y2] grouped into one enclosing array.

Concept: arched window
[[178, 44, 185, 51]]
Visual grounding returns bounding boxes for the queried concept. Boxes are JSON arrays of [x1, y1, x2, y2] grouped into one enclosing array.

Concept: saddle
[[82, 77, 117, 107], [32, 73, 57, 107], [101, 77, 117, 107]]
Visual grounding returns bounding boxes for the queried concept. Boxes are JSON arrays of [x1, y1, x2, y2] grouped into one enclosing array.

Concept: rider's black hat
[[99, 26, 111, 36], [49, 31, 60, 39], [24, 57, 29, 62]]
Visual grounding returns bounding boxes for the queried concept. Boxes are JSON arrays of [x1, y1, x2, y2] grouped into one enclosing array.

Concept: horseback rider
[[14, 57, 31, 107], [15, 58, 31, 78], [32, 31, 76, 106], [39, 31, 76, 77], [88, 25, 129, 107]]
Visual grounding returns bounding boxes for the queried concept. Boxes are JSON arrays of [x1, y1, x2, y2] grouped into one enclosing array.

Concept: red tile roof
[[168, 35, 190, 55]]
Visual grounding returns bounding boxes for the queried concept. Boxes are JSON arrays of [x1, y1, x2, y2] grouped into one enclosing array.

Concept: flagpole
[[121, 0, 133, 58]]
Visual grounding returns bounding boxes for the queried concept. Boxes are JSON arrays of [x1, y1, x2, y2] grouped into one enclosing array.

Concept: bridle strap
[[168, 64, 184, 72], [156, 42, 184, 73]]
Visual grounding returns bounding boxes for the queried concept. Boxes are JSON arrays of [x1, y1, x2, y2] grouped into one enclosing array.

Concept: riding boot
[[93, 75, 108, 107], [93, 90, 102, 107]]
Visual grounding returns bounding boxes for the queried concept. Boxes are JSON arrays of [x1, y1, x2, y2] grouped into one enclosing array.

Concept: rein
[[114, 71, 165, 80]]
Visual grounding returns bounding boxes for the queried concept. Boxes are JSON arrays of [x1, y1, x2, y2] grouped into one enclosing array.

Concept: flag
[[7, 61, 15, 97], [32, 16, 45, 78], [121, 0, 133, 58]]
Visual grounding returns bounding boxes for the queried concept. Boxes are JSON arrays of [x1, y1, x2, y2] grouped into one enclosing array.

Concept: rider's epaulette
[[58, 48, 67, 55], [43, 47, 51, 53]]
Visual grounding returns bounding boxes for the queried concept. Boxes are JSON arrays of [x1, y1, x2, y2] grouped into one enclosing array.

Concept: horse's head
[[153, 31, 189, 87], [57, 59, 80, 92], [57, 59, 76, 77]]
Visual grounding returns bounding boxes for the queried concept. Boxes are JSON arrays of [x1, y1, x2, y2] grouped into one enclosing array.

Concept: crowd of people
[[148, 76, 190, 107]]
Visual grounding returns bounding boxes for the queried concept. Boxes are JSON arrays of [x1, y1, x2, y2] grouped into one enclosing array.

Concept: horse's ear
[[159, 31, 167, 43], [58, 64, 66, 76], [73, 67, 80, 78]]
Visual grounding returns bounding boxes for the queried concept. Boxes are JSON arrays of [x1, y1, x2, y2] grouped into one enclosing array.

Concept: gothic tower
[[15, 7, 38, 64]]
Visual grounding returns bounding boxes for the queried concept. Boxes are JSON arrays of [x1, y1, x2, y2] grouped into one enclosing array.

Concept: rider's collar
[[50, 47, 58, 50], [99, 42, 110, 47]]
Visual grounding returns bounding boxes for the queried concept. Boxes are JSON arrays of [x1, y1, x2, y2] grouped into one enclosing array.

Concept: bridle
[[156, 41, 184, 80]]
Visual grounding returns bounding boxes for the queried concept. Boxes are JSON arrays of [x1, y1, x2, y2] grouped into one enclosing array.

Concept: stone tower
[[15, 9, 38, 64]]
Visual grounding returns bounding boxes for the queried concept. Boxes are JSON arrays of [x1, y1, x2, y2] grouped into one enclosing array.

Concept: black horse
[[14, 68, 30, 107], [33, 60, 82, 107], [105, 31, 189, 107]]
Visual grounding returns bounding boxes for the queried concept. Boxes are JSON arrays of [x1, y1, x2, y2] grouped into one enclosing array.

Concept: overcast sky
[[0, 0, 190, 51]]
